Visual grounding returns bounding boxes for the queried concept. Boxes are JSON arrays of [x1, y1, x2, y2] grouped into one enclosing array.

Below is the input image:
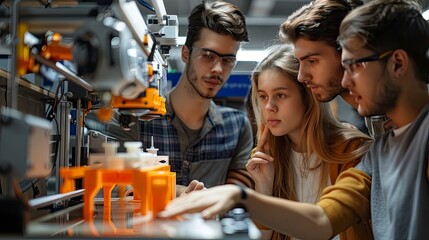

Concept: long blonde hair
[[251, 43, 372, 207]]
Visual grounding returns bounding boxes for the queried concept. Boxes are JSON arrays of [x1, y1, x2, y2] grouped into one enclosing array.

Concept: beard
[[314, 66, 346, 102], [362, 77, 399, 117], [185, 59, 225, 99]]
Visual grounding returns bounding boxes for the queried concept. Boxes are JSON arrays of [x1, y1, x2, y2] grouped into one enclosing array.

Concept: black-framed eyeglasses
[[189, 46, 237, 69], [342, 50, 394, 77]]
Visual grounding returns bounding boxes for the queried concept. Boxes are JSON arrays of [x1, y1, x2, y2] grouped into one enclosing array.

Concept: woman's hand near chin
[[247, 125, 274, 195]]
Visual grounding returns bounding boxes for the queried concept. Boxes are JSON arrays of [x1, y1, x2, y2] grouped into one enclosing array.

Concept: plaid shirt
[[140, 95, 252, 187]]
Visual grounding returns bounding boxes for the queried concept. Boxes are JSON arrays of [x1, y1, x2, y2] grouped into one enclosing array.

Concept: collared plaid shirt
[[140, 94, 252, 187]]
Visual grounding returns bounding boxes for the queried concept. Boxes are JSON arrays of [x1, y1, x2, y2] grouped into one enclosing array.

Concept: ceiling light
[[236, 50, 268, 62]]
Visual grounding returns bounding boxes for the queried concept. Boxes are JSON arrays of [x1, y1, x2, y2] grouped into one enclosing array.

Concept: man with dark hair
[[332, 1, 429, 237], [140, 1, 254, 196], [279, 0, 389, 136], [159, 0, 429, 239], [279, 0, 361, 104]]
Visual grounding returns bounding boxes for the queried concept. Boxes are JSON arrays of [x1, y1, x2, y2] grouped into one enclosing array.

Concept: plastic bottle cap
[[103, 142, 120, 157], [124, 141, 142, 153], [146, 147, 159, 155]]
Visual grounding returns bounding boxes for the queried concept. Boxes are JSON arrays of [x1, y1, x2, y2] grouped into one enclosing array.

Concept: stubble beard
[[185, 61, 223, 100], [315, 68, 346, 102], [363, 78, 399, 117]]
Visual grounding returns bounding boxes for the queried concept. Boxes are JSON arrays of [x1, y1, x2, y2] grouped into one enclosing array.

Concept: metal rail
[[28, 189, 84, 209], [31, 53, 94, 92]]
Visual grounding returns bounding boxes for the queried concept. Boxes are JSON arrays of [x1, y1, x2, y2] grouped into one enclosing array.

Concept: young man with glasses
[[140, 1, 254, 196], [279, 0, 392, 137], [159, 0, 429, 238]]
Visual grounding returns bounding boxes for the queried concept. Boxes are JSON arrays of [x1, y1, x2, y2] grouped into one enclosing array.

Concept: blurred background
[[138, 0, 429, 73]]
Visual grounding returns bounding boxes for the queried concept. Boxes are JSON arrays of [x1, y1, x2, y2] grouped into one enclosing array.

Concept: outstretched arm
[[318, 168, 372, 235], [246, 187, 332, 240], [159, 184, 333, 240], [160, 167, 372, 239]]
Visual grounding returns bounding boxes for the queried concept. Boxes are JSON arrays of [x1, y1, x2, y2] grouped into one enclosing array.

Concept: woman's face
[[257, 69, 306, 144]]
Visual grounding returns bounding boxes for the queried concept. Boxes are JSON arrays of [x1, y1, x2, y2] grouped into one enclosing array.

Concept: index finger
[[257, 125, 270, 151]]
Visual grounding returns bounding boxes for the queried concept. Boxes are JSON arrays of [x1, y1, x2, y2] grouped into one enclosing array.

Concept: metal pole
[[57, 96, 71, 194], [74, 99, 82, 167], [8, 0, 21, 109], [1, 1, 21, 197]]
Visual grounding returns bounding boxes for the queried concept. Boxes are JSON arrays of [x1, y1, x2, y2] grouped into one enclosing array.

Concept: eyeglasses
[[342, 50, 394, 77], [189, 46, 237, 69]]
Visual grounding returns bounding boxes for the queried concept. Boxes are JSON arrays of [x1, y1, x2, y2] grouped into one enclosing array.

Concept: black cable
[[46, 79, 64, 121], [49, 117, 60, 176], [31, 181, 36, 198], [44, 107, 60, 179], [45, 104, 52, 119], [42, 78, 62, 177], [137, 0, 155, 12], [45, 77, 63, 118], [52, 80, 64, 111], [147, 31, 157, 62]]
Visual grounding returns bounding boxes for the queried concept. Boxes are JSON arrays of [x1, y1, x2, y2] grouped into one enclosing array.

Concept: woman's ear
[[182, 45, 190, 63], [390, 49, 409, 78]]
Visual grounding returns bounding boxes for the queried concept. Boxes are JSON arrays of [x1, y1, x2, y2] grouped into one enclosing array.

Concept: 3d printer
[[0, 0, 180, 235]]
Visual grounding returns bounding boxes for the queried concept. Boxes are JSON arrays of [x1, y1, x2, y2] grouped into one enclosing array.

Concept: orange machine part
[[40, 32, 73, 61], [110, 88, 166, 116], [60, 165, 176, 220], [17, 30, 73, 76], [96, 108, 114, 123], [17, 24, 30, 76]]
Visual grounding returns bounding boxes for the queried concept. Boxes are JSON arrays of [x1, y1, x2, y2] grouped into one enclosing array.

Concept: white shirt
[[290, 150, 339, 240], [290, 150, 328, 203]]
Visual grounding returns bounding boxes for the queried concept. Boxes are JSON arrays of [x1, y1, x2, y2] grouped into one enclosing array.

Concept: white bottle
[[146, 136, 159, 156], [144, 136, 169, 166], [103, 142, 124, 169], [124, 141, 143, 169]]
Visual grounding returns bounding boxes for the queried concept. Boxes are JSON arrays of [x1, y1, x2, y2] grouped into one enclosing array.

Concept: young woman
[[247, 44, 373, 240], [159, 43, 374, 239]]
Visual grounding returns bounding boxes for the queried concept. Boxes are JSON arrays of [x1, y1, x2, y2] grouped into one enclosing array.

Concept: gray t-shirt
[[356, 102, 429, 239]]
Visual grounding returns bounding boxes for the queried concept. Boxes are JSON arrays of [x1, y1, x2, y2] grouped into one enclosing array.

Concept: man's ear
[[390, 49, 409, 78], [182, 45, 190, 63]]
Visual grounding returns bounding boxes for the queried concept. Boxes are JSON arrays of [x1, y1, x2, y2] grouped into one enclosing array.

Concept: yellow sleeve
[[317, 168, 372, 236]]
